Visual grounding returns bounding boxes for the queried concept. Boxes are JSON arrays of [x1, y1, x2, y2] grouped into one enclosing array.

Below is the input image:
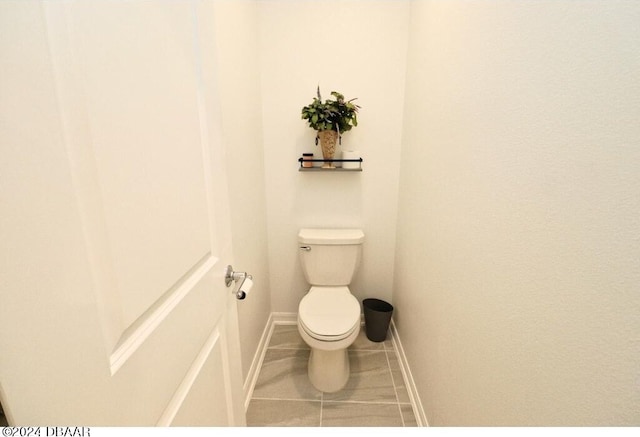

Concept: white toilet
[[297, 228, 364, 392]]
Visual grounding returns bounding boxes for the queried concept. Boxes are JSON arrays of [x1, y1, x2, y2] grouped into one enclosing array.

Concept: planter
[[317, 130, 339, 168]]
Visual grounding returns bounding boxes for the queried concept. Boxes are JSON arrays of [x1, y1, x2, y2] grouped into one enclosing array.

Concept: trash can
[[363, 298, 394, 342]]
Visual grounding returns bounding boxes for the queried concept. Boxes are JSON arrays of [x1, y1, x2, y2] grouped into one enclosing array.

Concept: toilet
[[297, 228, 364, 392]]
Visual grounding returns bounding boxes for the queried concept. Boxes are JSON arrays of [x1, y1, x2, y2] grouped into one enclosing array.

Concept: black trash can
[[363, 298, 394, 342]]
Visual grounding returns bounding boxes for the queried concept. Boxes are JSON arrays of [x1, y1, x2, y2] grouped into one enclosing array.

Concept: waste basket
[[363, 298, 394, 342]]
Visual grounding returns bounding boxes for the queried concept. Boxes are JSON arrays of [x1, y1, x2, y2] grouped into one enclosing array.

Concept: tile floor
[[247, 324, 418, 427]]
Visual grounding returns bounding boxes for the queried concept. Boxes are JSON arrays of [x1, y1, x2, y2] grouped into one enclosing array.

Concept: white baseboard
[[242, 312, 274, 410], [243, 312, 428, 427], [270, 312, 297, 324], [242, 312, 297, 410], [389, 319, 429, 427]]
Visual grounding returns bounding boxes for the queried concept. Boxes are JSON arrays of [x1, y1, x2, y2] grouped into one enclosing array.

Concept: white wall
[[259, 0, 411, 312], [395, 0, 640, 425], [213, 1, 272, 382]]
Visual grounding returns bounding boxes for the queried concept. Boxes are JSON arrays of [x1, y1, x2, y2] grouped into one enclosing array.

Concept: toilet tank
[[298, 228, 365, 286]]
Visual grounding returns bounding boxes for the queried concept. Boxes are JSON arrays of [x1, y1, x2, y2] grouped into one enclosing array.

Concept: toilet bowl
[[296, 228, 365, 392], [298, 286, 361, 392]]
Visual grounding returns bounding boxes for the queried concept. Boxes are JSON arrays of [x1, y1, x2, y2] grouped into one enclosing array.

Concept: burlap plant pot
[[317, 130, 339, 168]]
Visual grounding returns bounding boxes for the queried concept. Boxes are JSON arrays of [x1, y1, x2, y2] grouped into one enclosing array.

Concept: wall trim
[[270, 312, 298, 324], [243, 312, 428, 427], [242, 312, 274, 410], [389, 319, 428, 427], [242, 312, 297, 409]]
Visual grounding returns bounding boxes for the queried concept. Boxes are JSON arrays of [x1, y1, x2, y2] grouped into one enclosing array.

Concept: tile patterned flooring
[[247, 324, 418, 427]]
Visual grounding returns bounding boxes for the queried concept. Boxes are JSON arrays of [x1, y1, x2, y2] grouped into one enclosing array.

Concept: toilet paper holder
[[225, 265, 253, 300]]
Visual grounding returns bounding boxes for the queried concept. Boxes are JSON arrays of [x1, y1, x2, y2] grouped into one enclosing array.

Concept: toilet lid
[[299, 286, 360, 338]]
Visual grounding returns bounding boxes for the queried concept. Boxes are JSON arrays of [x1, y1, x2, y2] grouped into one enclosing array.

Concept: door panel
[[0, 0, 244, 426], [161, 327, 230, 426], [69, 1, 212, 329]]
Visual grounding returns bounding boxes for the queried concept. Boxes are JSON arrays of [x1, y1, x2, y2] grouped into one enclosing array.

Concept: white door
[[0, 1, 245, 426]]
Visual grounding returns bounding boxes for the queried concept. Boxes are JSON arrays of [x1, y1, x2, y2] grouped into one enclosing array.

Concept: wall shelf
[[298, 157, 363, 172]]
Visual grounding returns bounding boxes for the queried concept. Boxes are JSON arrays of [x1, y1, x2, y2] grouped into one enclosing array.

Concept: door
[[0, 0, 245, 425]]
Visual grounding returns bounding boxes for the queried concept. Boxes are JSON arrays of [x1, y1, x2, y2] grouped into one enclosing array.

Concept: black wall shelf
[[298, 157, 363, 172]]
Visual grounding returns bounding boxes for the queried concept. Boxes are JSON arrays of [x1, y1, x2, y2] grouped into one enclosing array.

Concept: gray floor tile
[[269, 324, 308, 349], [323, 351, 396, 403], [248, 320, 419, 427], [247, 399, 321, 427], [252, 348, 322, 401], [386, 349, 400, 371], [349, 327, 387, 350], [321, 402, 403, 427], [387, 351, 411, 403], [400, 404, 418, 427], [391, 370, 411, 403]]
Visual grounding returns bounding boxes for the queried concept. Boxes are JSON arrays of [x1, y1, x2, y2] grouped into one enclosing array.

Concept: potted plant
[[301, 86, 360, 168]]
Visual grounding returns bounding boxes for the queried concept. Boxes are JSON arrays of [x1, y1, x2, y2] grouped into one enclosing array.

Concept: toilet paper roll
[[342, 150, 361, 169], [239, 277, 254, 297]]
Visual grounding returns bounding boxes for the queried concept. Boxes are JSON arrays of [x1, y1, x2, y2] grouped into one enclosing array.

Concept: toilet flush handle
[[299, 246, 312, 251]]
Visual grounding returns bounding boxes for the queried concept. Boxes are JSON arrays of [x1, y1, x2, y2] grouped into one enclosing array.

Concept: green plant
[[301, 86, 360, 134]]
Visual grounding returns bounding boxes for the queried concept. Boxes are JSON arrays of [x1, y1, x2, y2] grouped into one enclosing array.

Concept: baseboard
[[270, 312, 297, 324], [389, 319, 429, 427], [242, 312, 298, 410], [242, 312, 274, 410], [243, 312, 428, 427]]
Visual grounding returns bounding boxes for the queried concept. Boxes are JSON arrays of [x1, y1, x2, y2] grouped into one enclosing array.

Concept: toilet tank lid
[[298, 228, 365, 245]]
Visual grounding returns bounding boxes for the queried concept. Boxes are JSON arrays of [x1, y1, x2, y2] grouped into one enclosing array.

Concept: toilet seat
[[298, 286, 360, 341], [299, 316, 359, 342]]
